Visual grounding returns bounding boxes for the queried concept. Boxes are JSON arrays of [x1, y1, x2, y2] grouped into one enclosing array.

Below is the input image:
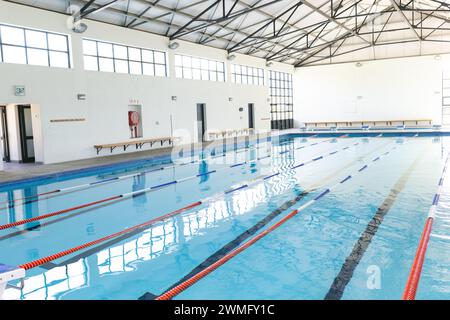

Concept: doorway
[[197, 103, 206, 142], [17, 105, 35, 163], [0, 106, 10, 162], [248, 103, 255, 129]]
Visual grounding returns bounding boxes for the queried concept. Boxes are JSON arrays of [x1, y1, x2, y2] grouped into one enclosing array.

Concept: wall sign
[[14, 85, 26, 96]]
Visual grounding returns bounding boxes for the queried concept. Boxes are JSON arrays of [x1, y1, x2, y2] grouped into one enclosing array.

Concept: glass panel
[[83, 40, 97, 55], [24, 108, 33, 136], [2, 45, 26, 64], [217, 62, 224, 72], [218, 72, 225, 82], [175, 66, 183, 78], [183, 67, 192, 79], [201, 69, 209, 80], [128, 47, 141, 61], [49, 51, 69, 68], [174, 54, 182, 66], [47, 34, 67, 51], [208, 60, 216, 71], [84, 56, 98, 71], [114, 59, 128, 73], [113, 45, 127, 59], [155, 64, 166, 77], [192, 69, 201, 80], [99, 57, 114, 72], [26, 139, 35, 158], [141, 50, 153, 63], [25, 30, 47, 49], [200, 59, 208, 70], [27, 48, 48, 66], [142, 63, 154, 76], [1, 25, 25, 45], [192, 58, 200, 69], [97, 42, 113, 57], [182, 55, 191, 67], [129, 61, 141, 75], [154, 51, 165, 64]]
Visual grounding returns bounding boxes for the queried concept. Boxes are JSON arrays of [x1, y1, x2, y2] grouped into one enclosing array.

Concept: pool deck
[[0, 133, 272, 185]]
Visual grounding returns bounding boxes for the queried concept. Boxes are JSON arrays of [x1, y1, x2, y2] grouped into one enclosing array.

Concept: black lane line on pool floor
[[138, 141, 393, 300], [138, 189, 310, 300], [14, 138, 380, 273], [34, 140, 388, 271], [324, 149, 426, 300]]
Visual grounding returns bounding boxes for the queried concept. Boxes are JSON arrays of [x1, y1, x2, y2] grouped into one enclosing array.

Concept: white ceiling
[[6, 0, 450, 66]]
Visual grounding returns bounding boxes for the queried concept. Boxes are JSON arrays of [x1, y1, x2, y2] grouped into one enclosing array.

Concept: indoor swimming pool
[[0, 133, 449, 300]]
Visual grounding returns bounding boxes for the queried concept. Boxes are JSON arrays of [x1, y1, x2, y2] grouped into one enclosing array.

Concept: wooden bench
[[208, 128, 255, 140], [302, 119, 433, 131], [94, 137, 178, 155]]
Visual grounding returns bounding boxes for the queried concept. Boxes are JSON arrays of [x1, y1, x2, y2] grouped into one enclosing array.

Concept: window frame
[[0, 23, 71, 68], [269, 70, 294, 129], [231, 64, 265, 86], [174, 53, 225, 82], [82, 38, 168, 77]]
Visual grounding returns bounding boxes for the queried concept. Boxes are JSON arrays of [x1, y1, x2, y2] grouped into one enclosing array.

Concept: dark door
[[196, 103, 206, 142], [0, 106, 10, 162], [18, 105, 35, 163], [248, 103, 254, 129]]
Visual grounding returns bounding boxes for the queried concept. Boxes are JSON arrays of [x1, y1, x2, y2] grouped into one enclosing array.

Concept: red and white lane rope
[[156, 143, 399, 300], [0, 136, 340, 209], [0, 138, 358, 231], [402, 152, 450, 300], [13, 137, 379, 271]]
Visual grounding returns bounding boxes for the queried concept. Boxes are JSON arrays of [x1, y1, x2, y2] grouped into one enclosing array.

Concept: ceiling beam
[[389, 0, 422, 41]]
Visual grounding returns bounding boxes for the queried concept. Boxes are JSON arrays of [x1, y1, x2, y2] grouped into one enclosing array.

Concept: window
[[269, 71, 294, 130], [0, 23, 70, 68], [231, 64, 264, 85], [82, 38, 168, 77], [174, 54, 225, 82]]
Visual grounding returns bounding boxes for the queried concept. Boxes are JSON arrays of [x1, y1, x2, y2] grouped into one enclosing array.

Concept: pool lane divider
[[0, 136, 343, 210], [141, 139, 395, 299], [324, 149, 426, 300], [0, 138, 360, 231], [10, 138, 376, 272], [154, 143, 399, 300], [49, 140, 391, 270], [139, 189, 311, 300], [402, 152, 450, 300], [17, 201, 203, 270]]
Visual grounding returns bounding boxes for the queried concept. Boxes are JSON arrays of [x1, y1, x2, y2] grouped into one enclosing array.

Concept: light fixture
[[229, 97, 233, 102], [168, 41, 180, 50], [227, 54, 236, 61], [355, 61, 363, 67], [434, 55, 442, 61], [171, 96, 177, 101], [66, 5, 88, 33], [266, 61, 273, 67]]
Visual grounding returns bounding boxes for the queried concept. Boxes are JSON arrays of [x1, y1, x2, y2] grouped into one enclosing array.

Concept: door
[[18, 105, 35, 163], [248, 103, 254, 129], [197, 103, 206, 142], [0, 106, 10, 162]]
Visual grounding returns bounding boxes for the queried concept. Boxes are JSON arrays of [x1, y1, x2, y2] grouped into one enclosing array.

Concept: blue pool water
[[0, 134, 449, 300]]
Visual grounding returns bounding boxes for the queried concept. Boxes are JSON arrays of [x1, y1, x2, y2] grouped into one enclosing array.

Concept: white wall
[[294, 55, 443, 125], [0, 1, 294, 164]]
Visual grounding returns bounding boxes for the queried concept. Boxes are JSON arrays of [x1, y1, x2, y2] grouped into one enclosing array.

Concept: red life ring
[[128, 111, 140, 126]]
